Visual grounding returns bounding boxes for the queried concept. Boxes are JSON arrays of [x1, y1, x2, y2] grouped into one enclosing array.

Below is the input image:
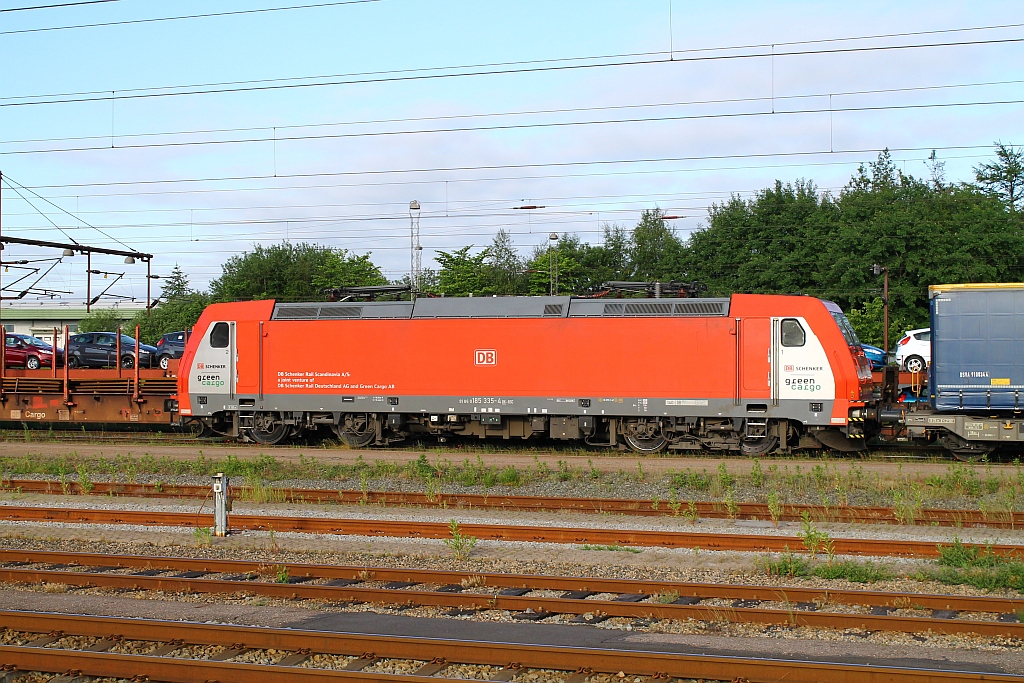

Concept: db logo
[[784, 365, 794, 372], [475, 349, 497, 366], [197, 363, 205, 369]]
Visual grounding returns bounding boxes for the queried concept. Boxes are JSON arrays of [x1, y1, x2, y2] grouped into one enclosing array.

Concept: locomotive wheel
[[183, 418, 214, 438], [249, 412, 289, 445], [334, 414, 376, 448], [623, 433, 668, 454], [740, 435, 779, 456]]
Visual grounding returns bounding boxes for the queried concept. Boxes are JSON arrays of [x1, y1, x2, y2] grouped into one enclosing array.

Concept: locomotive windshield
[[830, 311, 862, 348]]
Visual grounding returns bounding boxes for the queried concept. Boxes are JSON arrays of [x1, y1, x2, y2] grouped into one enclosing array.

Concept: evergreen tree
[[974, 142, 1024, 213], [484, 229, 524, 295]]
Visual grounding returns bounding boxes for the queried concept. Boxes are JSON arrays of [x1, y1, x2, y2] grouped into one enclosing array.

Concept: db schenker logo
[[475, 349, 496, 365]]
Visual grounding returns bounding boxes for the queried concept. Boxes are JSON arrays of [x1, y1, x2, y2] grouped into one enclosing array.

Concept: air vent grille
[[624, 302, 674, 316], [543, 304, 564, 316], [589, 298, 730, 317], [674, 300, 728, 316], [273, 306, 320, 319], [318, 305, 363, 318]]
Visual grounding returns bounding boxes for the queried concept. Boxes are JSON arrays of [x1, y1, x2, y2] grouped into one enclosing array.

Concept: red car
[[3, 334, 63, 369]]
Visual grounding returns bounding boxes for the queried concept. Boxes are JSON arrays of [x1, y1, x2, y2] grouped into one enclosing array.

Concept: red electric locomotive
[[177, 293, 873, 453]]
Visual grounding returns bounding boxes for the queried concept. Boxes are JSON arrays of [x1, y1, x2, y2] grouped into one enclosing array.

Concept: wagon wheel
[[950, 445, 995, 463], [248, 412, 289, 445], [334, 414, 376, 448], [939, 433, 995, 462]]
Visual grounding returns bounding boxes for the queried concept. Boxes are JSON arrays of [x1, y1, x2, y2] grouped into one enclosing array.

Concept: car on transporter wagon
[[3, 334, 64, 369], [66, 332, 158, 369], [895, 328, 931, 373], [155, 330, 188, 370]]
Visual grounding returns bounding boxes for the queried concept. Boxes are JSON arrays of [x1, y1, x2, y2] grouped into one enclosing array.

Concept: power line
[[4, 34, 1023, 108], [3, 96, 1021, 157], [5, 143, 1007, 193], [5, 77, 1019, 148], [6, 149, 991, 202], [0, 0, 118, 12], [0, 0, 381, 35], [1, 172, 135, 250], [5, 20, 1022, 103]]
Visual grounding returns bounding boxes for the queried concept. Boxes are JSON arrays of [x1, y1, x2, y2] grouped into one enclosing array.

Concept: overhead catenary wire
[[0, 0, 119, 12], [0, 0, 381, 35], [2, 148, 997, 202], [4, 77, 1020, 149], [5, 142, 1009, 194], [0, 173, 135, 250], [3, 34, 1023, 108], [4, 96, 1022, 157]]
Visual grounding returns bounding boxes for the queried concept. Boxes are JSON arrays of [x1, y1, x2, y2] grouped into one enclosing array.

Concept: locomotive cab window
[[209, 322, 230, 348], [780, 319, 805, 347]]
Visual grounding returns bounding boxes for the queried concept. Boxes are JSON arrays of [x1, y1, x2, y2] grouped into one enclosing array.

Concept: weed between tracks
[[580, 544, 642, 554], [915, 537, 1024, 592], [1, 450, 1022, 516]]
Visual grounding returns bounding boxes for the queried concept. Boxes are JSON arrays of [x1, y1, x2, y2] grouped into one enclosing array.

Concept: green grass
[[812, 560, 892, 583], [759, 550, 810, 577], [580, 544, 642, 554], [916, 537, 1024, 592]]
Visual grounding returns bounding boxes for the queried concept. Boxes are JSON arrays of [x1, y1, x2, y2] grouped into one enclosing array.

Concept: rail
[[0, 505, 1018, 558], [3, 479, 1019, 529], [0, 610, 1018, 682], [0, 549, 1021, 637]]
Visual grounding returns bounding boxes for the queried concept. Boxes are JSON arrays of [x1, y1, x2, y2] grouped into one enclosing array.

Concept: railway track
[[4, 478, 1018, 529], [0, 504, 1016, 558], [0, 549, 1021, 638], [0, 609, 1019, 683], [6, 479, 1015, 532]]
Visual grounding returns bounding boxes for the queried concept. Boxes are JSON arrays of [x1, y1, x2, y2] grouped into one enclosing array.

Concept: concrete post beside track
[[212, 473, 230, 536]]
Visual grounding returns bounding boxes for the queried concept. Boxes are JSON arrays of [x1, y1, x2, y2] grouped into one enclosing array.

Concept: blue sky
[[1, 0, 1022, 306]]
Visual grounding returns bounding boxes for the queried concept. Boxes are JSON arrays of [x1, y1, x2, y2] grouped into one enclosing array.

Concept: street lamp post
[[548, 232, 558, 296], [409, 200, 421, 295], [872, 264, 890, 353]]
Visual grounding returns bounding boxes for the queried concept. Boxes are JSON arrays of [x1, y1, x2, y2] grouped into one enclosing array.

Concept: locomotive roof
[[271, 296, 732, 321]]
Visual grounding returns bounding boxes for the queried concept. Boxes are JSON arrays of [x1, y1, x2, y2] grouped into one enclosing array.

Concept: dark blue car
[[861, 343, 887, 371]]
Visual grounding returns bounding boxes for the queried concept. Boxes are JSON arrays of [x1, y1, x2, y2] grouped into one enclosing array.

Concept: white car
[[895, 328, 931, 373]]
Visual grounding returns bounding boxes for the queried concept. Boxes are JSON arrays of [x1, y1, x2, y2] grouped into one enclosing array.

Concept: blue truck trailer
[[888, 283, 1024, 458], [930, 283, 1024, 412]]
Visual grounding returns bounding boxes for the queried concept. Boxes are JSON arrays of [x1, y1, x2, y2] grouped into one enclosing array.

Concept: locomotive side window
[[209, 322, 230, 348], [781, 319, 805, 347]]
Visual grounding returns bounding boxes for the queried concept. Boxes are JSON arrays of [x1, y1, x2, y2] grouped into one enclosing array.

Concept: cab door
[[192, 321, 235, 408], [741, 318, 771, 398]]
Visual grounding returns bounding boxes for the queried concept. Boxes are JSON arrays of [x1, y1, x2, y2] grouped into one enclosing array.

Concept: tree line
[[81, 143, 1024, 348]]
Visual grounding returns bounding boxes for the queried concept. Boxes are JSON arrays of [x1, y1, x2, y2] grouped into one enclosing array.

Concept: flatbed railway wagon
[[0, 328, 179, 429], [873, 283, 1024, 459], [178, 294, 874, 453]]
